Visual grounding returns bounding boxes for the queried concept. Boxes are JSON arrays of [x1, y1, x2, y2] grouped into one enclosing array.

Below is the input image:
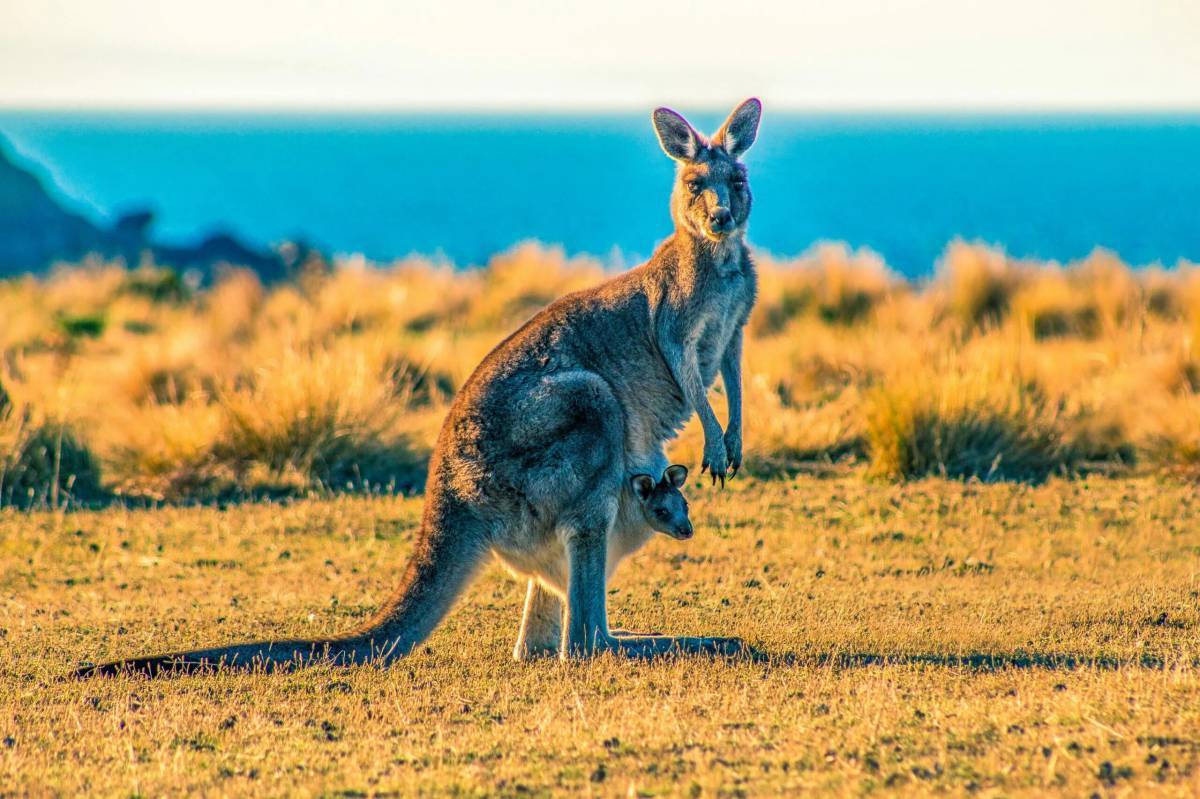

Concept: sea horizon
[[2, 109, 1198, 276]]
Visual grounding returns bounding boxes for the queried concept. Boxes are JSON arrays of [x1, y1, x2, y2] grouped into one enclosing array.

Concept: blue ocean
[[1, 111, 1197, 277]]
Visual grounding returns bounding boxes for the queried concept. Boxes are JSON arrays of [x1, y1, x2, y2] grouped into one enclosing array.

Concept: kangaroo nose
[[709, 208, 732, 229]]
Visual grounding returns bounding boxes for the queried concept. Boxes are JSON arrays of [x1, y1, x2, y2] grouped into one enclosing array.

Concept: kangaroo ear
[[630, 474, 655, 501], [652, 107, 702, 162], [712, 98, 762, 159], [664, 464, 688, 488]]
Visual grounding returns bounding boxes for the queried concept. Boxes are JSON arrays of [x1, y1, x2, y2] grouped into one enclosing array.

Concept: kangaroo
[[76, 98, 761, 676], [631, 464, 694, 542], [512, 464, 694, 660]]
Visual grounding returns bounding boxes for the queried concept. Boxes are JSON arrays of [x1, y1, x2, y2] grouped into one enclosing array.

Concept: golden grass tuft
[[864, 361, 1078, 482], [1137, 392, 1200, 481], [0, 380, 103, 508], [213, 345, 424, 494], [933, 240, 1025, 332], [467, 242, 606, 330], [1011, 249, 1143, 340], [752, 243, 899, 335], [96, 399, 229, 502]]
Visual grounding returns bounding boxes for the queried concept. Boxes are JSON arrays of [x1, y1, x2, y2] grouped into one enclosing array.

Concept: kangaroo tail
[[75, 505, 489, 678]]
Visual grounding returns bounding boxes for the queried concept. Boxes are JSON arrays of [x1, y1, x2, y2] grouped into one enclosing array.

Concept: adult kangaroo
[[77, 98, 762, 676]]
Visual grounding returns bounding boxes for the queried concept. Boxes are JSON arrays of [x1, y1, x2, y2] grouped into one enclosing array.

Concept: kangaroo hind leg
[[560, 491, 621, 659], [513, 580, 562, 661]]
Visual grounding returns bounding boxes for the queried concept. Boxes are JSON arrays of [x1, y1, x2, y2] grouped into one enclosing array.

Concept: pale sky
[[3, 0, 1199, 110]]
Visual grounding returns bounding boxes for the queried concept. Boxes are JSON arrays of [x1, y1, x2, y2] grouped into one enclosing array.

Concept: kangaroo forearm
[[660, 334, 723, 438], [720, 330, 744, 433], [721, 363, 742, 432], [686, 376, 724, 439]]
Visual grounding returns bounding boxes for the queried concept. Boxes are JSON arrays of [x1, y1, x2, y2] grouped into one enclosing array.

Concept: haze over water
[[1, 111, 1198, 277]]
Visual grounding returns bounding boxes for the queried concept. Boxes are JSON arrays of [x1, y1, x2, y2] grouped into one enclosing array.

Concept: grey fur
[[514, 464, 695, 660], [76, 99, 762, 676]]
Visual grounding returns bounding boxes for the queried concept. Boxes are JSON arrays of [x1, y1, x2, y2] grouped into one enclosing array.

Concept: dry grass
[[2, 240, 1200, 507], [0, 381, 102, 508], [5, 477, 1200, 796], [863, 361, 1079, 482], [751, 244, 901, 335]]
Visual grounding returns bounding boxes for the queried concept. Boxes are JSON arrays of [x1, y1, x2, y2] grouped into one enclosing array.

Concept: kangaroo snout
[[707, 207, 733, 234], [705, 206, 734, 235], [672, 521, 695, 540]]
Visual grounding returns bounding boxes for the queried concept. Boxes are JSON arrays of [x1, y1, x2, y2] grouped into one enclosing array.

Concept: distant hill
[[0, 136, 300, 280], [0, 139, 112, 272]]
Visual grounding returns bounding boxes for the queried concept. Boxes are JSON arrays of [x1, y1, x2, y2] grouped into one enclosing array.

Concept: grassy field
[[6, 476, 1200, 796], [3, 242, 1200, 794]]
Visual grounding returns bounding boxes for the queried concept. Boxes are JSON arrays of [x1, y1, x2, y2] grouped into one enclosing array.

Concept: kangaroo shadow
[[749, 649, 1186, 671]]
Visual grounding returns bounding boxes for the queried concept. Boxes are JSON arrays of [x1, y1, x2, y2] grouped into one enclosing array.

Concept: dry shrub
[[313, 257, 477, 337], [1015, 254, 1172, 340], [204, 268, 264, 341], [668, 375, 865, 479], [1076, 250, 1142, 331], [1179, 263, 1200, 348], [752, 244, 897, 336], [1129, 391, 1200, 480], [1140, 266, 1181, 319], [212, 345, 424, 494], [307, 260, 403, 337], [1012, 269, 1101, 339], [96, 400, 229, 502], [104, 324, 218, 406], [864, 363, 1079, 483], [466, 242, 605, 329], [934, 241, 1025, 332], [1146, 400, 1200, 480], [95, 350, 433, 502], [42, 259, 127, 314], [120, 266, 191, 304], [1138, 342, 1200, 397], [1010, 249, 1140, 340], [741, 380, 865, 476], [0, 277, 55, 350], [0, 382, 103, 508]]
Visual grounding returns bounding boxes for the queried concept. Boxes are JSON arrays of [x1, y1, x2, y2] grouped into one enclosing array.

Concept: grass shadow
[[761, 650, 1187, 671]]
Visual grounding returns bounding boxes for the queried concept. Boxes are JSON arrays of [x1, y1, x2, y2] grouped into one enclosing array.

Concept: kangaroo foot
[[608, 627, 664, 637], [617, 635, 749, 659], [513, 640, 559, 661], [560, 634, 752, 660]]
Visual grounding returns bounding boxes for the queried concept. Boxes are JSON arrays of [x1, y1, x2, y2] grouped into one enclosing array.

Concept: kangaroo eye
[[655, 508, 670, 519], [732, 178, 746, 189]]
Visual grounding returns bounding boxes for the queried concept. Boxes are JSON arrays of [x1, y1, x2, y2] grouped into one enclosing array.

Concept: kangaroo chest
[[490, 494, 656, 596], [690, 270, 751, 386]]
